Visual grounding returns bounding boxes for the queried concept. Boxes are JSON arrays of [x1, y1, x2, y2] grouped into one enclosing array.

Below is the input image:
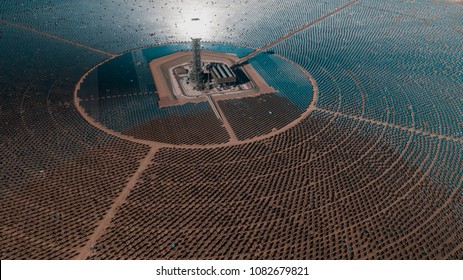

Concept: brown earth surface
[[149, 50, 275, 107]]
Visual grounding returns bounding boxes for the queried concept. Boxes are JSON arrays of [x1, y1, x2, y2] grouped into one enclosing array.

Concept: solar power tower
[[190, 38, 203, 90]]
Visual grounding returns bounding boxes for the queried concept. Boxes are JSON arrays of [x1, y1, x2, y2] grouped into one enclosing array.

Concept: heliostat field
[[1, 0, 463, 260]]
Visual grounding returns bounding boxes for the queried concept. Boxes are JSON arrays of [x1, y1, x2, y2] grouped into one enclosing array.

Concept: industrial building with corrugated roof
[[209, 63, 237, 85]]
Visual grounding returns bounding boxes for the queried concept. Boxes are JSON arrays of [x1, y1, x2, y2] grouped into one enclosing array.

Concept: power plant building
[[210, 63, 236, 85]]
